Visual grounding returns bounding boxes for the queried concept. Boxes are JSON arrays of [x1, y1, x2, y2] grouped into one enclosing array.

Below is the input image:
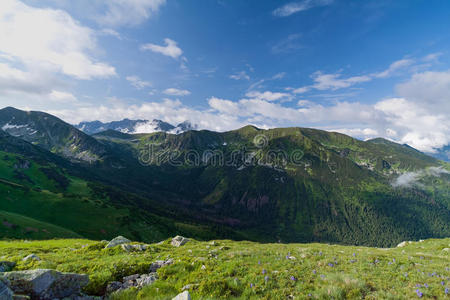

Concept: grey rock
[[105, 281, 123, 294], [135, 273, 157, 287], [105, 236, 131, 249], [171, 236, 189, 247], [0, 261, 16, 272], [3, 269, 89, 300], [396, 241, 408, 248], [22, 254, 40, 262], [149, 259, 173, 273], [121, 244, 147, 252], [172, 291, 191, 300], [0, 277, 13, 300], [181, 284, 199, 291]]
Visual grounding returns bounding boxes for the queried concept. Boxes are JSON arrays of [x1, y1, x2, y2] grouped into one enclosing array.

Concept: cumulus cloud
[[96, 0, 166, 27], [273, 0, 333, 17], [141, 38, 183, 59], [126, 75, 151, 89], [163, 88, 191, 96], [0, 0, 116, 80]]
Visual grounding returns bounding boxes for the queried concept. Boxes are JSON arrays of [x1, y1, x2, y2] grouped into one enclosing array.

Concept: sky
[[0, 0, 449, 153]]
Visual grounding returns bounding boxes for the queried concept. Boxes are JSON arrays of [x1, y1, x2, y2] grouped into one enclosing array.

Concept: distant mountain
[[0, 107, 107, 162], [76, 118, 197, 135], [428, 145, 450, 162]]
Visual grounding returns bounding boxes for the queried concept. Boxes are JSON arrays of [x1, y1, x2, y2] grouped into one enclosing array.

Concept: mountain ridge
[[0, 106, 448, 247]]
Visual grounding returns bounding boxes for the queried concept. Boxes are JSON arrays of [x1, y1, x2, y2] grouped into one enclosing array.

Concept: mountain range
[[76, 119, 197, 135], [0, 106, 449, 247]]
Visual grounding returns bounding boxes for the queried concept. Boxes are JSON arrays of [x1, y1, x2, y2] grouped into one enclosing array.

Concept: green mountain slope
[[0, 107, 107, 162], [0, 107, 449, 247]]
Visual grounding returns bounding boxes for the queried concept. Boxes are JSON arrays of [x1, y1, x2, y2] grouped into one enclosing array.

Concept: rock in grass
[[172, 290, 191, 300], [396, 241, 408, 248], [121, 244, 147, 252], [105, 236, 131, 249], [3, 269, 89, 300], [0, 261, 16, 272], [22, 254, 40, 262], [149, 259, 173, 272], [0, 277, 13, 300], [171, 236, 189, 247]]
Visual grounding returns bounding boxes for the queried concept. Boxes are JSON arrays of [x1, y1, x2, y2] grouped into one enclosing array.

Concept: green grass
[[0, 237, 448, 299]]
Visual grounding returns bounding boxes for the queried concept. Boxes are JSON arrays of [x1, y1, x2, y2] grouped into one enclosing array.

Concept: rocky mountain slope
[[0, 107, 449, 247]]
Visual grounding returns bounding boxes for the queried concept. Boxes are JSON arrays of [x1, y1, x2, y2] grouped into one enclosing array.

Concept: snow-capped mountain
[[76, 118, 197, 135]]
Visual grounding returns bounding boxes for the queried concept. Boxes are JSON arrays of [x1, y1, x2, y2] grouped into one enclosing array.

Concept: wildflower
[[416, 289, 423, 297], [250, 283, 254, 288], [264, 276, 269, 283], [262, 269, 267, 274], [416, 284, 421, 287], [405, 273, 408, 277], [445, 287, 449, 294], [328, 263, 334, 267], [320, 275, 325, 279], [258, 260, 261, 265], [312, 269, 316, 274], [290, 276, 296, 281], [319, 251, 323, 256], [352, 253, 356, 257], [441, 281, 445, 286], [424, 283, 428, 288]]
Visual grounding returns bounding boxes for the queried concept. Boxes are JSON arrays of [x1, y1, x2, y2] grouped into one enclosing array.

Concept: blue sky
[[0, 0, 449, 152]]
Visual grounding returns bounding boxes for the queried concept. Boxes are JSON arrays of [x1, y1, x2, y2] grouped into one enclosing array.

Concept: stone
[[149, 259, 173, 273], [172, 291, 191, 300], [0, 261, 16, 272], [443, 248, 449, 252], [121, 244, 147, 252], [397, 241, 408, 248], [181, 284, 199, 291], [22, 254, 40, 262], [3, 269, 89, 300], [105, 236, 131, 249], [0, 277, 13, 300], [105, 281, 123, 294], [171, 236, 189, 247], [135, 273, 157, 287]]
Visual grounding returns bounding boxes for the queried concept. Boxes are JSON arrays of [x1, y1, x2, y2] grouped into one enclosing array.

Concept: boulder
[[172, 291, 191, 300], [0, 261, 16, 272], [2, 269, 89, 300], [121, 244, 147, 252], [106, 281, 123, 295], [149, 259, 173, 273], [105, 236, 131, 249], [0, 277, 13, 300], [171, 236, 189, 247], [22, 254, 40, 262], [396, 241, 408, 248]]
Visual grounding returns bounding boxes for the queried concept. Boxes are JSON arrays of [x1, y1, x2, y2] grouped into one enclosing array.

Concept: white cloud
[[372, 58, 414, 78], [163, 88, 191, 96], [230, 71, 250, 80], [0, 0, 116, 80], [141, 38, 183, 59], [99, 28, 122, 39], [96, 0, 166, 27], [126, 75, 151, 89], [311, 71, 372, 90], [245, 90, 292, 102], [392, 167, 450, 188], [273, 0, 333, 17], [49, 90, 78, 103]]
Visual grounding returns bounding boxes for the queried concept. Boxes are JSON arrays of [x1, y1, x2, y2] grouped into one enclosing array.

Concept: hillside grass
[[0, 238, 448, 299]]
